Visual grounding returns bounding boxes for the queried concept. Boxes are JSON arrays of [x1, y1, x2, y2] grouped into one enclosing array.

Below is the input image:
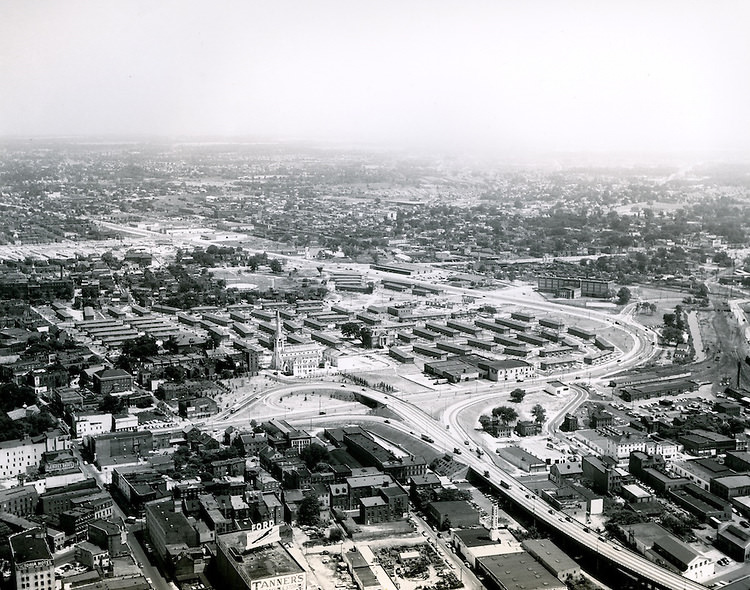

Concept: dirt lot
[[304, 531, 462, 590], [373, 541, 462, 590]]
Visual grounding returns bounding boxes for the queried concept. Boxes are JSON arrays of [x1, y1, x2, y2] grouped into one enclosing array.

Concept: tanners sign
[[250, 573, 306, 590]]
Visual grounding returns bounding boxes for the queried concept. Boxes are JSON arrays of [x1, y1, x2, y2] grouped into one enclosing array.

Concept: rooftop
[[10, 528, 52, 563], [454, 527, 497, 547], [478, 552, 566, 590], [89, 519, 121, 535], [719, 524, 750, 545], [217, 536, 303, 583], [622, 484, 652, 499], [428, 500, 478, 518], [96, 368, 132, 379], [346, 474, 393, 489], [653, 535, 701, 568], [521, 539, 579, 575], [714, 475, 750, 488]]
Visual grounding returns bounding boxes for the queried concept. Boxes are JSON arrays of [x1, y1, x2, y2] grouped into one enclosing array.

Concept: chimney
[[488, 503, 501, 542]]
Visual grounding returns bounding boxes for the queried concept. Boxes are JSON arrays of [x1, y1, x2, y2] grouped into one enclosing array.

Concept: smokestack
[[488, 503, 501, 542]]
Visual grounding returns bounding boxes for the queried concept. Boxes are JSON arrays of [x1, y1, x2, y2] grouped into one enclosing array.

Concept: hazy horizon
[[2, 1, 749, 156]]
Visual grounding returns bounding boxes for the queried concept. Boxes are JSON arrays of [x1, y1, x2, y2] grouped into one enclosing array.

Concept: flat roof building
[[452, 527, 523, 568], [10, 528, 54, 590], [214, 530, 305, 590], [521, 539, 581, 581], [477, 552, 566, 590]]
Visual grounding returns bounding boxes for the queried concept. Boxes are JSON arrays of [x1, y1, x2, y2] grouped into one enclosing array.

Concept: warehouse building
[[477, 552, 566, 590]]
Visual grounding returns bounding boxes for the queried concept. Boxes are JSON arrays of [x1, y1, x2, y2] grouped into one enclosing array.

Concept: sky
[[1, 0, 749, 154]]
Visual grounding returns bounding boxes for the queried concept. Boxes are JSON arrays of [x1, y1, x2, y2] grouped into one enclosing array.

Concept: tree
[[725, 417, 747, 434], [269, 259, 283, 273], [327, 527, 343, 543], [509, 388, 526, 403], [663, 313, 676, 327], [435, 488, 472, 502], [298, 494, 321, 526], [661, 511, 700, 541], [661, 326, 684, 344], [359, 326, 373, 348], [566, 574, 604, 590], [531, 404, 546, 424], [0, 383, 36, 412], [492, 406, 518, 424], [98, 395, 126, 414], [121, 335, 158, 359], [341, 322, 361, 339], [616, 286, 631, 305], [300, 443, 329, 470], [478, 415, 493, 432], [164, 365, 186, 383], [713, 251, 733, 267]]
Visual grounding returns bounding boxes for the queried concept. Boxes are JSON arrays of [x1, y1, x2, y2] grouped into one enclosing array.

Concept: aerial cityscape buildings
[[0, 141, 748, 590], [2, 0, 750, 586]]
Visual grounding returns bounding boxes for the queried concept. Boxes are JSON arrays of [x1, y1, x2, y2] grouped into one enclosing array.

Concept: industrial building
[[476, 552, 567, 590]]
